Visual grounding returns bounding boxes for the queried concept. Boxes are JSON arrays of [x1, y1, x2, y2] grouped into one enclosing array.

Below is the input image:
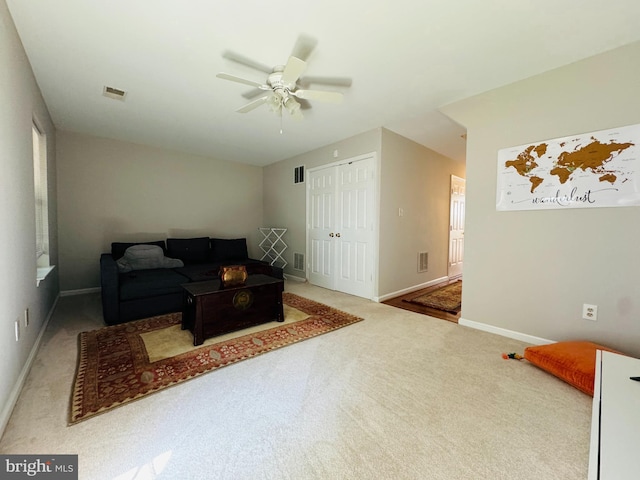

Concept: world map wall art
[[496, 123, 639, 211]]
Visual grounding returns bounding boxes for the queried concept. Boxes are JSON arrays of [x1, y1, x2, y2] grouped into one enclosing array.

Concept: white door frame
[[306, 152, 379, 299]]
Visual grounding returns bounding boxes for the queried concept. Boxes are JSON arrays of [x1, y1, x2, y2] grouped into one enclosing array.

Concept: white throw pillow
[[117, 244, 184, 272]]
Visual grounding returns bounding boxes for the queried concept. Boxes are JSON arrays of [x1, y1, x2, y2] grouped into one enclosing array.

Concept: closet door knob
[[329, 233, 334, 237], [336, 233, 341, 237]]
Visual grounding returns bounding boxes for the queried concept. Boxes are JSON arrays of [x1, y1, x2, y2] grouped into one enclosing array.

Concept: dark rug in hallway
[[404, 281, 462, 313]]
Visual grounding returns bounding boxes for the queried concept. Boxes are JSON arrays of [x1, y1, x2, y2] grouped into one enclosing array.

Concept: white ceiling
[[7, 0, 640, 166]]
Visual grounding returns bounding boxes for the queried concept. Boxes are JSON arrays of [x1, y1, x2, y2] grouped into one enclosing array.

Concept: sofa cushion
[[524, 340, 622, 396], [119, 268, 189, 301], [167, 237, 210, 264], [173, 263, 221, 282], [112, 240, 166, 260], [116, 245, 184, 272], [211, 238, 248, 262]]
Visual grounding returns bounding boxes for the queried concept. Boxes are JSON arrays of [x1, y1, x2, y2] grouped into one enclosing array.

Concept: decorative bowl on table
[[219, 265, 248, 287]]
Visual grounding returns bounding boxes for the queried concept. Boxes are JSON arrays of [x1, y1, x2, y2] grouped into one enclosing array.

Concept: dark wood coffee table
[[181, 274, 285, 346]]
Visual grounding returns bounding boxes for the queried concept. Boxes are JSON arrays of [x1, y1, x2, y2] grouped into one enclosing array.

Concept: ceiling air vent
[[103, 86, 127, 101]]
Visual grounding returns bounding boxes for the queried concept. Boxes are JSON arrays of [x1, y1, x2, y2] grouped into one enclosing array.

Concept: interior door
[[307, 155, 376, 299], [448, 175, 466, 278], [308, 167, 335, 290], [334, 159, 375, 298]]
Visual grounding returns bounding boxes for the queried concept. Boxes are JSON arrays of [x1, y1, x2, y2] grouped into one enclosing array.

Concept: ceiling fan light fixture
[[266, 93, 282, 113], [283, 96, 303, 119]]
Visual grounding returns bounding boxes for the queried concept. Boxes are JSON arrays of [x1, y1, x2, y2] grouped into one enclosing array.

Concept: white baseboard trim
[[374, 276, 449, 303], [283, 274, 306, 283], [458, 317, 555, 346], [0, 294, 59, 440], [60, 287, 101, 297]]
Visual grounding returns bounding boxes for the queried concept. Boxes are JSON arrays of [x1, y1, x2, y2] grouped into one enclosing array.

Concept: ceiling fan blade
[[216, 73, 267, 89], [293, 89, 343, 104], [297, 98, 312, 110], [242, 87, 267, 100], [221, 50, 272, 74], [298, 76, 353, 88], [236, 96, 269, 113], [282, 56, 307, 85], [290, 34, 318, 62]]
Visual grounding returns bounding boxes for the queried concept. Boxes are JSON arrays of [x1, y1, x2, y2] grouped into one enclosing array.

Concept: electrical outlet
[[24, 308, 29, 327], [15, 319, 20, 341], [582, 304, 598, 321]]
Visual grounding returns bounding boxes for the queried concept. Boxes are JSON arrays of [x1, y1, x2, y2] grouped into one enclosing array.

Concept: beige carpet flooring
[[0, 281, 592, 480]]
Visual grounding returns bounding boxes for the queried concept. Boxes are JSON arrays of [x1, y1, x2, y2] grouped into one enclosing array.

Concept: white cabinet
[[588, 350, 640, 479]]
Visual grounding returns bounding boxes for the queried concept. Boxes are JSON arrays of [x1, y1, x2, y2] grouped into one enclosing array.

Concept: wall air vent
[[103, 86, 127, 101], [418, 252, 428, 272], [294, 165, 305, 184], [293, 252, 305, 271]]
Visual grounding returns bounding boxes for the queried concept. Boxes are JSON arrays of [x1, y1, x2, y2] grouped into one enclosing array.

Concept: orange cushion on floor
[[523, 341, 621, 396]]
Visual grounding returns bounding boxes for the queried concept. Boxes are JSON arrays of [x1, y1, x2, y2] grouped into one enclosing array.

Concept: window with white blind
[[32, 122, 49, 263]]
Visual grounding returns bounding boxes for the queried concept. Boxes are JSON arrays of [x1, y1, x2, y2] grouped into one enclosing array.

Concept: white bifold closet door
[[307, 154, 376, 299]]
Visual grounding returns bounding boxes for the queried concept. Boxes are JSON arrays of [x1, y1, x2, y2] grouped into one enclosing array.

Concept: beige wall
[[441, 41, 640, 356], [378, 129, 465, 296], [56, 131, 264, 291], [0, 0, 58, 433]]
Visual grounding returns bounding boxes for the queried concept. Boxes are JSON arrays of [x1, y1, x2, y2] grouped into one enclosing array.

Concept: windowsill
[[37, 265, 55, 287]]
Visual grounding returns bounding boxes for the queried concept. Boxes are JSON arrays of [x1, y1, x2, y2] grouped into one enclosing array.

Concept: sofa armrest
[[100, 253, 120, 325]]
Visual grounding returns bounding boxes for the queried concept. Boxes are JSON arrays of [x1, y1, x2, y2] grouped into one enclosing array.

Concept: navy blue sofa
[[100, 237, 282, 325]]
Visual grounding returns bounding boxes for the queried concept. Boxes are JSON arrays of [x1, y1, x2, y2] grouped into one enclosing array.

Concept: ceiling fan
[[216, 34, 352, 120]]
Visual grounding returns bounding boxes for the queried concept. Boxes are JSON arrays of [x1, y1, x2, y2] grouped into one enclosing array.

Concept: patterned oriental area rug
[[70, 293, 363, 424], [404, 281, 462, 313]]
